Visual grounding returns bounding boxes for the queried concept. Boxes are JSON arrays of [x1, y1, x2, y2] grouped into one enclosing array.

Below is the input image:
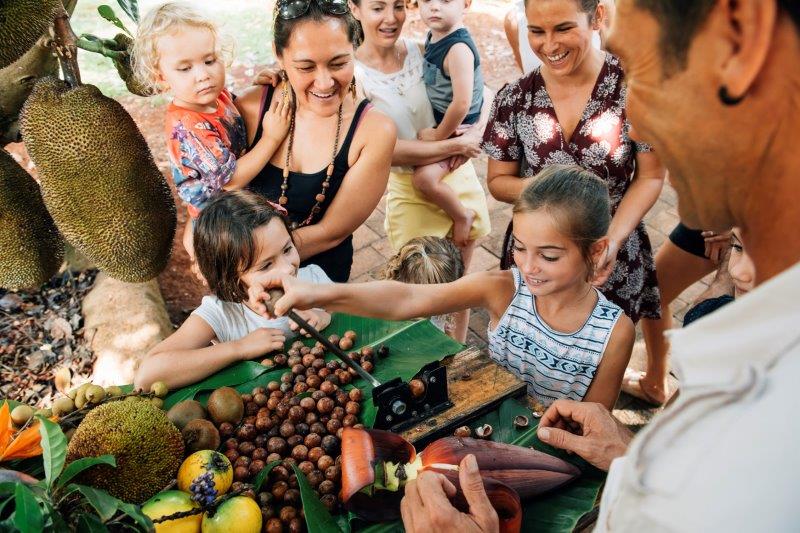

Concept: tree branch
[[51, 7, 81, 87]]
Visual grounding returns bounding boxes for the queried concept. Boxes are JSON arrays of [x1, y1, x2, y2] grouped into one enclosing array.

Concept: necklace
[[279, 102, 344, 229]]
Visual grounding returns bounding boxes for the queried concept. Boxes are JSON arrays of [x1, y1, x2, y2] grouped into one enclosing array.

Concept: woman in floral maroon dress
[[482, 0, 666, 323]]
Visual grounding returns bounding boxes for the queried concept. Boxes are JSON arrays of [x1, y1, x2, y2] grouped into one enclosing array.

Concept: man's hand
[[400, 455, 499, 533], [536, 400, 632, 472]]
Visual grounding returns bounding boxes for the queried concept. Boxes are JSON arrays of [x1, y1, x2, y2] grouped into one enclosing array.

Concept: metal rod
[[266, 289, 382, 388]]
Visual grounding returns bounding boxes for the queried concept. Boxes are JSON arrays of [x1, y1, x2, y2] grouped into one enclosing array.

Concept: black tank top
[[247, 86, 370, 282]]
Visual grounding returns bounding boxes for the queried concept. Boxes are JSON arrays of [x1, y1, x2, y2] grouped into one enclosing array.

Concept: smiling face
[[239, 219, 301, 295], [418, 0, 467, 34], [728, 228, 755, 298], [525, 0, 597, 75], [351, 0, 406, 47], [278, 18, 356, 117], [156, 25, 225, 112], [511, 209, 600, 296]]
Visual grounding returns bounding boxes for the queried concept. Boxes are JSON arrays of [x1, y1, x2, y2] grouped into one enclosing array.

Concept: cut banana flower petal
[[340, 427, 582, 531]]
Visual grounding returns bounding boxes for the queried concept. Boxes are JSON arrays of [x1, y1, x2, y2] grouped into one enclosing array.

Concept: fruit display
[[65, 398, 184, 504], [141, 490, 202, 532], [20, 77, 176, 283], [261, 331, 390, 376], [339, 427, 582, 530], [0, 402, 45, 462]]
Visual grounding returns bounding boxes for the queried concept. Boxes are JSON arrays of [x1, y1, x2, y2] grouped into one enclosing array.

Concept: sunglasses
[[276, 0, 350, 20]]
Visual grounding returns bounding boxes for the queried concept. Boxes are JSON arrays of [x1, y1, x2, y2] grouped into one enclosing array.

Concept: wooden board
[[401, 346, 526, 446]]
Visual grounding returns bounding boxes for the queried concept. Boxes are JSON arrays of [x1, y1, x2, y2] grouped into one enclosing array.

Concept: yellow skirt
[[384, 161, 491, 251]]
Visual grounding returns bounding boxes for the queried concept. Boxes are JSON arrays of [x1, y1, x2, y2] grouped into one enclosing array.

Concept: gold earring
[[349, 79, 357, 101], [280, 70, 291, 106]]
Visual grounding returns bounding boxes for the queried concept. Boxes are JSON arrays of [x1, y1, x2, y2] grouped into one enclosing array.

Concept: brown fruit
[[207, 387, 244, 425], [181, 419, 221, 453], [166, 400, 207, 431]]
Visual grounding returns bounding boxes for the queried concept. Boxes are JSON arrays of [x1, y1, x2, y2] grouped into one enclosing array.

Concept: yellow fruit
[[142, 490, 201, 533], [177, 451, 232, 496], [201, 496, 261, 533]]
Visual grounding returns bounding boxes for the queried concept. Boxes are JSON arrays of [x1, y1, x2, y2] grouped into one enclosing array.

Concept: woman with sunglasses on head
[[235, 0, 396, 282]]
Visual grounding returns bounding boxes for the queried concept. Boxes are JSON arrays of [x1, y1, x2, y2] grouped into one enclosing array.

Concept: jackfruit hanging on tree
[[20, 77, 176, 283], [0, 0, 62, 69], [0, 149, 64, 289]]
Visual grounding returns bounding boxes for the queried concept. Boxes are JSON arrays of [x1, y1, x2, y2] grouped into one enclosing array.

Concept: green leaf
[[163, 362, 271, 410], [116, 501, 154, 530], [13, 484, 43, 533], [252, 460, 281, 493], [57, 455, 116, 488], [77, 513, 109, 532], [73, 484, 119, 522], [0, 482, 17, 496], [116, 0, 139, 23], [97, 5, 133, 36], [290, 463, 343, 533], [37, 417, 67, 490]]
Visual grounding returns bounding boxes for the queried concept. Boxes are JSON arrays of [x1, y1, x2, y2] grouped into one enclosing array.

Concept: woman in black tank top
[[234, 0, 395, 282], [248, 86, 372, 281]]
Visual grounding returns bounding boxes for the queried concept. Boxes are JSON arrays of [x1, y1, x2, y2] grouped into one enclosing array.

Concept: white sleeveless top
[[487, 268, 623, 406], [355, 38, 436, 142]]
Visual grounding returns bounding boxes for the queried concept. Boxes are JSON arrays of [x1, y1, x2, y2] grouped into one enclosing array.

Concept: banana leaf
[[152, 314, 605, 532]]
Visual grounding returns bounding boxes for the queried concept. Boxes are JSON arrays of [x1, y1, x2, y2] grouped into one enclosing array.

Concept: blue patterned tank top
[[487, 268, 623, 406]]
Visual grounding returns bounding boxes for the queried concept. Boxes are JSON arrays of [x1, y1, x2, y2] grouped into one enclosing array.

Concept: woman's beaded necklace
[[279, 102, 344, 229]]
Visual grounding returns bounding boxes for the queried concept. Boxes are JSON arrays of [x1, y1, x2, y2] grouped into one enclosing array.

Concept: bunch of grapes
[[189, 472, 218, 506]]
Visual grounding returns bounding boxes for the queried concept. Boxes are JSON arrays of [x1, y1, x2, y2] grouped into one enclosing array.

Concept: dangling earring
[[281, 70, 291, 107], [349, 78, 357, 102], [718, 86, 745, 106]]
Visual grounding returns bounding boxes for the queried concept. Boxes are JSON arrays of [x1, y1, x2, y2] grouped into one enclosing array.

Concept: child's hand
[[253, 64, 282, 87], [417, 127, 439, 142], [290, 309, 331, 336], [234, 327, 287, 359], [263, 90, 291, 143]]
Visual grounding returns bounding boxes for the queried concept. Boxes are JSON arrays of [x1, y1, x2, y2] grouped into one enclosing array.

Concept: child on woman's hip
[[413, 0, 485, 248], [133, 191, 331, 391], [133, 2, 290, 268]]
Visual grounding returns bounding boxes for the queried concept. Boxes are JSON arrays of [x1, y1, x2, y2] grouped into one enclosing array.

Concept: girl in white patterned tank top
[[253, 165, 635, 410]]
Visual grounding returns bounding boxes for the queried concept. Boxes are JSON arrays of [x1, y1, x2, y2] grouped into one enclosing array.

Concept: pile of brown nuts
[[218, 338, 367, 531]]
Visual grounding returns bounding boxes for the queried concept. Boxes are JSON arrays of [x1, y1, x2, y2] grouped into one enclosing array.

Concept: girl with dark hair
[[134, 191, 332, 390], [482, 0, 667, 324], [253, 165, 635, 410], [234, 0, 396, 282]]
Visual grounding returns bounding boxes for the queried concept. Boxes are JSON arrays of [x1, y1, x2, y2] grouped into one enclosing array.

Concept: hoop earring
[[349, 78, 357, 102], [718, 86, 745, 106]]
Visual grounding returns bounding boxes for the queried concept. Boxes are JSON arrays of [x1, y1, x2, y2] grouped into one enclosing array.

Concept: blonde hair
[[382, 237, 464, 284], [131, 2, 233, 94]]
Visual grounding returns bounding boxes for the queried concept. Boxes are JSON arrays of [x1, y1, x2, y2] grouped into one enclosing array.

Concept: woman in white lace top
[[351, 0, 491, 342]]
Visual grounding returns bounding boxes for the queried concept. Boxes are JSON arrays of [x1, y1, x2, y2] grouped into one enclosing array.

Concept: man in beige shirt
[[399, 0, 800, 530]]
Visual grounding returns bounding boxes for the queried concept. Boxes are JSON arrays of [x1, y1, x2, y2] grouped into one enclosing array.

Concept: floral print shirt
[[481, 53, 660, 322], [165, 89, 247, 218]]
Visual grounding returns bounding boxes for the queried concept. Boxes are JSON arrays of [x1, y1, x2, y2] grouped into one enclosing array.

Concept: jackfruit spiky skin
[[0, 0, 62, 69], [0, 149, 64, 289], [66, 399, 185, 504], [20, 77, 176, 282]]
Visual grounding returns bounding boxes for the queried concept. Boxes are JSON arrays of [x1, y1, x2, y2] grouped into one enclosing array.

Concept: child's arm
[[581, 315, 635, 410], [224, 93, 291, 190], [419, 43, 476, 141], [252, 270, 515, 326], [133, 315, 286, 391]]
